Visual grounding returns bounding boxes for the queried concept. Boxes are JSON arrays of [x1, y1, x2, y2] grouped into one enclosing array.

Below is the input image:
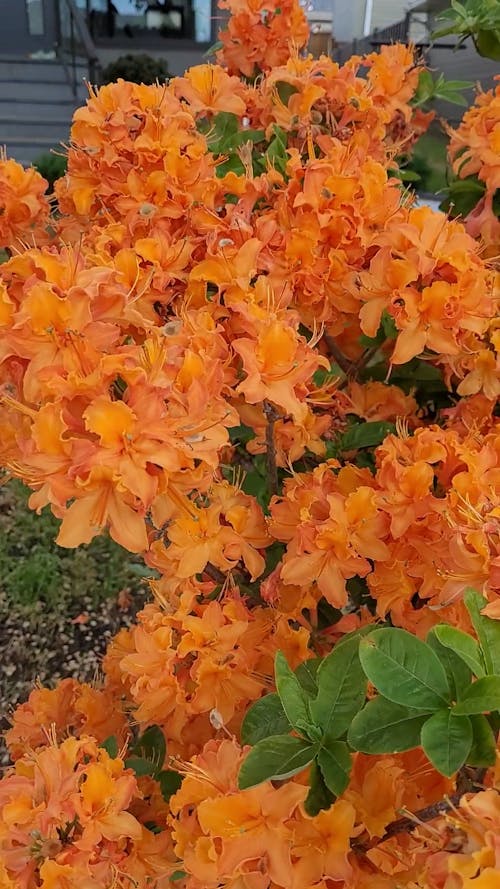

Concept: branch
[[354, 766, 488, 855], [323, 333, 351, 375], [204, 562, 228, 586], [263, 400, 279, 497]]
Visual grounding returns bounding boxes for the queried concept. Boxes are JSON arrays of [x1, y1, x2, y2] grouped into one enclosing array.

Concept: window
[[26, 0, 45, 34]]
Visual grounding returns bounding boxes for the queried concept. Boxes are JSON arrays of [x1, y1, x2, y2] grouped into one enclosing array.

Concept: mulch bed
[[0, 588, 147, 766]]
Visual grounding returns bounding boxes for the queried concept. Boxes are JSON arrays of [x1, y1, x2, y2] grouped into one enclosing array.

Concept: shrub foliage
[[0, 0, 499, 887]]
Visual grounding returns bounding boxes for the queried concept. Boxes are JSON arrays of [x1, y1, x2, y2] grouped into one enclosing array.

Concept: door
[[0, 0, 58, 54]]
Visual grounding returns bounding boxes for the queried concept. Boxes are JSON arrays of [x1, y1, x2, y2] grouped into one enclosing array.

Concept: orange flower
[[0, 154, 49, 249]]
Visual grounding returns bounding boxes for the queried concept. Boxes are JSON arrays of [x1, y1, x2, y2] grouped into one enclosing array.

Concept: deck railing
[[55, 0, 100, 95]]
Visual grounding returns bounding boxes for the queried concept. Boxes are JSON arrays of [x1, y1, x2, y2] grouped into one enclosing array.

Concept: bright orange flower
[[0, 155, 49, 249]]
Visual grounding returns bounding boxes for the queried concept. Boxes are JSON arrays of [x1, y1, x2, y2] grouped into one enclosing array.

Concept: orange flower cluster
[[167, 739, 462, 889], [169, 739, 356, 888], [0, 736, 176, 889], [268, 406, 500, 631], [103, 591, 311, 757], [0, 244, 237, 550], [0, 0, 499, 885], [448, 76, 500, 248], [0, 154, 49, 249], [216, 0, 309, 77], [5, 678, 128, 762]]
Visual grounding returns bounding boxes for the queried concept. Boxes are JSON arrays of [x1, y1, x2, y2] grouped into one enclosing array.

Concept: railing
[[54, 0, 100, 96], [350, 15, 410, 56]]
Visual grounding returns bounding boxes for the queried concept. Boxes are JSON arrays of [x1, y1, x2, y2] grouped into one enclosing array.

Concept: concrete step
[[0, 99, 79, 118], [3, 137, 65, 165], [0, 79, 88, 102], [0, 58, 88, 83], [0, 117, 71, 140]]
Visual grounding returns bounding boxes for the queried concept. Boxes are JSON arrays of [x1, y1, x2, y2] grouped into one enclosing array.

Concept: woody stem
[[263, 400, 279, 497], [323, 333, 351, 375], [354, 766, 487, 854]]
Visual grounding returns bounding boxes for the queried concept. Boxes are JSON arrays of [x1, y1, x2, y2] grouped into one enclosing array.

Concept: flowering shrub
[[0, 1, 499, 887]]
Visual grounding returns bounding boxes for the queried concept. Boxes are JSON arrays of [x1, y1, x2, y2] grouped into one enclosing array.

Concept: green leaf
[[467, 714, 497, 767], [339, 421, 395, 451], [170, 871, 187, 882], [359, 628, 451, 710], [304, 761, 335, 816], [129, 725, 166, 776], [100, 735, 118, 758], [159, 769, 183, 802], [427, 628, 472, 701], [317, 740, 352, 796], [294, 658, 321, 696], [125, 755, 158, 777], [421, 710, 472, 777], [440, 176, 485, 217], [465, 589, 500, 675], [348, 697, 429, 753], [432, 625, 485, 678], [310, 636, 367, 739], [242, 468, 268, 510], [453, 676, 500, 715], [275, 652, 312, 734], [229, 423, 256, 445], [238, 735, 316, 789], [266, 124, 288, 175], [204, 38, 223, 55], [275, 81, 299, 105], [241, 693, 291, 745]]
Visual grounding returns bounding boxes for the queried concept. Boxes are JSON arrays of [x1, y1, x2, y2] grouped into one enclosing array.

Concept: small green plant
[[239, 589, 500, 814], [101, 53, 170, 85]]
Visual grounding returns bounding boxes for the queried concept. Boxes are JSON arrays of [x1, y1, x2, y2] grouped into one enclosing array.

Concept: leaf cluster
[[239, 590, 500, 810], [432, 0, 500, 60]]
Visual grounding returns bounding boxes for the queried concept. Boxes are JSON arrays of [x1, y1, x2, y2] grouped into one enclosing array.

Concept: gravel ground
[[0, 587, 147, 766]]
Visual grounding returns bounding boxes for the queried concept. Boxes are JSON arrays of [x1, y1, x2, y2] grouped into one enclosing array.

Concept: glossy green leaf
[[128, 725, 166, 777], [348, 697, 430, 753], [359, 628, 451, 710], [238, 735, 316, 789], [465, 589, 500, 675], [100, 735, 118, 758], [310, 636, 367, 739], [467, 715, 497, 767], [241, 693, 291, 745], [421, 710, 472, 777], [317, 740, 352, 796], [453, 676, 500, 715], [432, 624, 485, 677], [275, 651, 312, 734], [125, 755, 158, 777], [427, 628, 472, 700], [304, 761, 334, 816], [339, 421, 395, 452], [159, 769, 183, 802], [294, 658, 321, 696]]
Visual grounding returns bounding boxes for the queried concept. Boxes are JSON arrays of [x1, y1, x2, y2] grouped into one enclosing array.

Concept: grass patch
[[0, 480, 146, 610]]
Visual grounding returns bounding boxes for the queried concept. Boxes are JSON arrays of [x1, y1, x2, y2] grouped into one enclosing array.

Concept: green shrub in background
[[101, 53, 170, 85], [33, 153, 67, 193]]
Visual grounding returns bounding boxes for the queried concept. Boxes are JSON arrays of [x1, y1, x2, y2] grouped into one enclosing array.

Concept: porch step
[[0, 79, 88, 102], [0, 55, 88, 166], [0, 58, 87, 83], [0, 117, 71, 140]]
